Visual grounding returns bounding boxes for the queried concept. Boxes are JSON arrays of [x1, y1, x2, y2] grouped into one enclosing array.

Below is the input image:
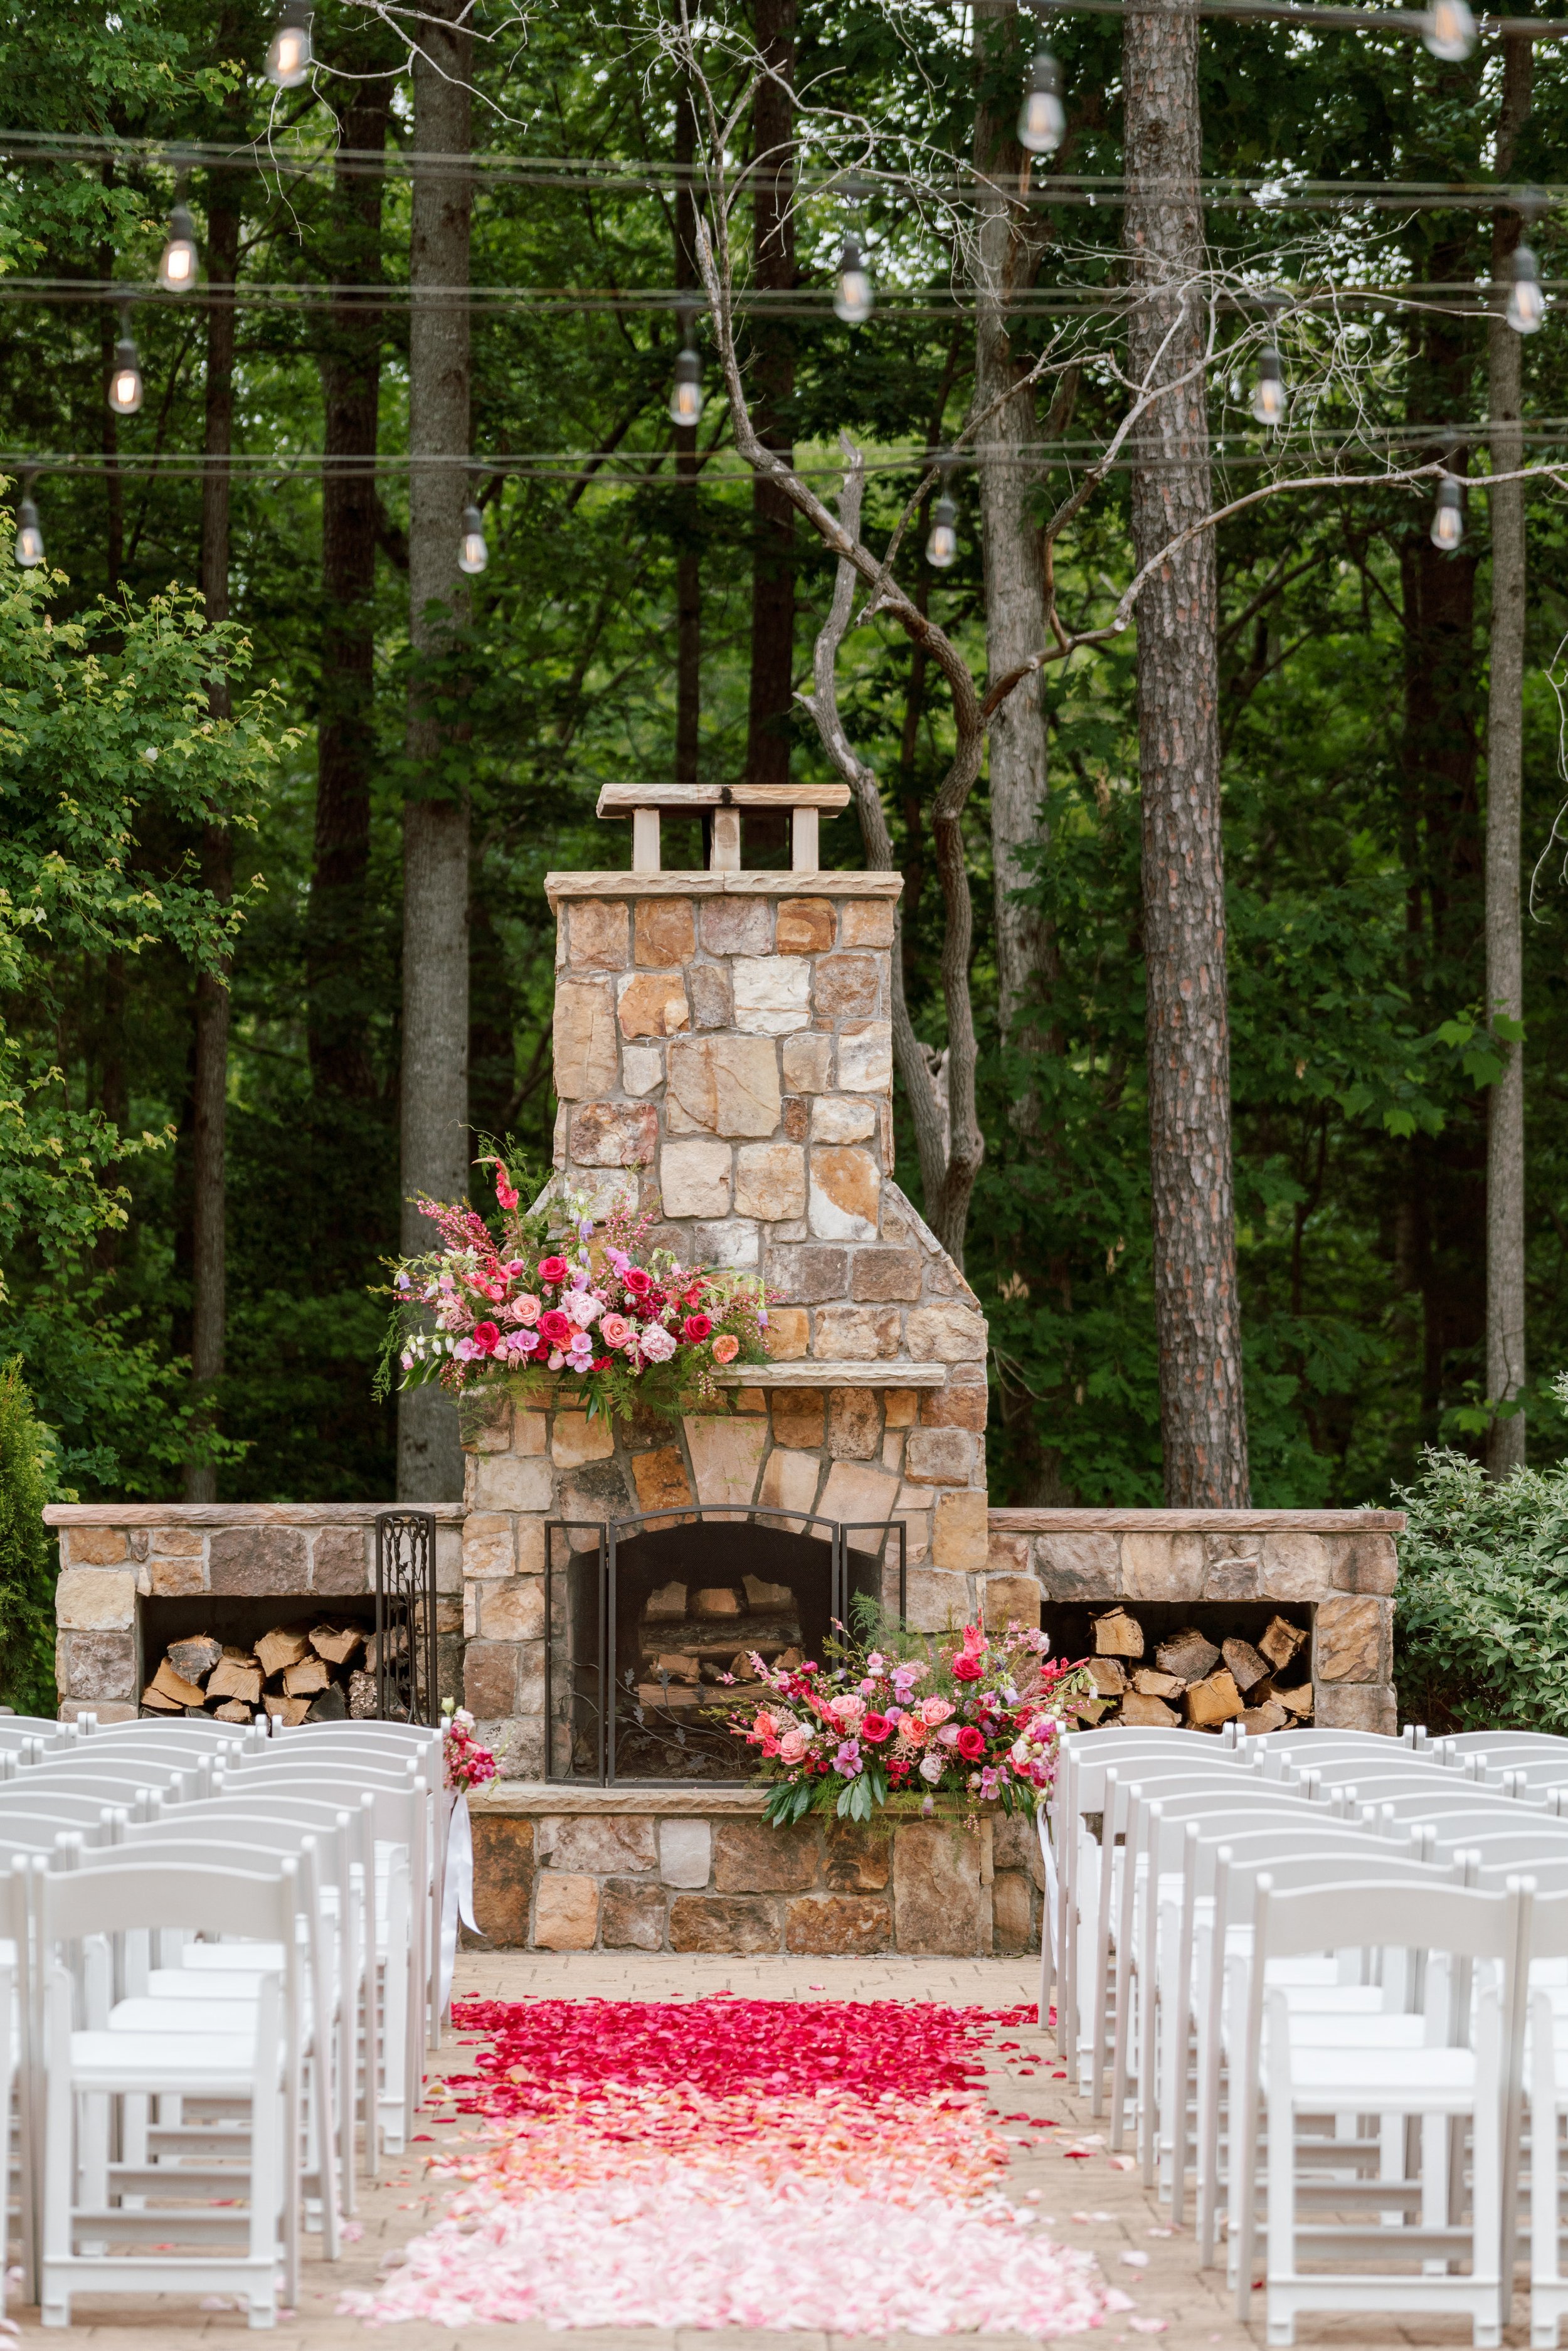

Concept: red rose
[[472, 1322, 501, 1354], [539, 1256, 569, 1283], [860, 1712, 892, 1744], [682, 1313, 713, 1343], [951, 1653, 984, 1682], [956, 1725, 986, 1761], [623, 1267, 652, 1296], [537, 1310, 572, 1347]]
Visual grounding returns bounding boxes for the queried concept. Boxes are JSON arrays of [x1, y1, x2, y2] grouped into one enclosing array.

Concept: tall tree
[[1122, 0, 1249, 1504], [674, 82, 701, 783], [744, 0, 796, 810], [186, 154, 242, 1504], [399, 0, 474, 1502], [972, 0, 1052, 1054], [1485, 31, 1534, 1475], [307, 26, 396, 1105]]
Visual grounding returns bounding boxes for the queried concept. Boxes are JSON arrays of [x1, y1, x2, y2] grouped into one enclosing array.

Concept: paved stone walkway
[[11, 1953, 1513, 2346]]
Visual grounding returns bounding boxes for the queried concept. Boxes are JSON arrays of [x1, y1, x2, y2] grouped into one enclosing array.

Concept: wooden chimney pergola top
[[595, 782, 850, 875]]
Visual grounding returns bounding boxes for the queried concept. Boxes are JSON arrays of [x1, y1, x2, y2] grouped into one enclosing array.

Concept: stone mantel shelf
[[470, 1782, 767, 1817], [989, 1507, 1406, 1534], [544, 869, 904, 906], [714, 1361, 946, 1388], [43, 1503, 466, 1527]]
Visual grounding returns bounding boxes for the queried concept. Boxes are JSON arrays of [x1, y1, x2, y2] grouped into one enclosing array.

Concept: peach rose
[[712, 1332, 740, 1364]]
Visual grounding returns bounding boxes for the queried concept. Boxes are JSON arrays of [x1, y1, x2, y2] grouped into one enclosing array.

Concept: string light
[[1508, 243, 1545, 333], [14, 480, 42, 568], [669, 307, 704, 425], [158, 201, 198, 294], [926, 453, 960, 568], [1423, 0, 1476, 56], [265, 1, 314, 88], [1019, 50, 1066, 155], [1251, 342, 1286, 427], [458, 502, 489, 575], [834, 231, 874, 326], [1431, 474, 1465, 549], [107, 306, 144, 416]]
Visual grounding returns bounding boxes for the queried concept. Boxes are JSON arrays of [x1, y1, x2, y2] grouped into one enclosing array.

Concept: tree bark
[[1122, 0, 1249, 1505], [972, 0, 1052, 1051], [675, 82, 701, 783], [184, 162, 240, 1504], [744, 0, 796, 810], [399, 0, 473, 1503], [309, 53, 395, 1103], [1486, 31, 1533, 1476]]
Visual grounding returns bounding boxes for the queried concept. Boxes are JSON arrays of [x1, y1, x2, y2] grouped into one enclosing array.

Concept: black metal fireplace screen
[[545, 1507, 908, 1785], [374, 1509, 439, 1726]]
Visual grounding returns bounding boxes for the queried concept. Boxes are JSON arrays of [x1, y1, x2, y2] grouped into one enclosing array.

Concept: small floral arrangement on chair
[[378, 1154, 771, 1425], [443, 1709, 497, 1795], [731, 1603, 1097, 1825]]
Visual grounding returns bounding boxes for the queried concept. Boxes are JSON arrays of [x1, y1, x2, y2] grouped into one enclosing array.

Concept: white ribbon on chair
[[439, 1792, 480, 2014]]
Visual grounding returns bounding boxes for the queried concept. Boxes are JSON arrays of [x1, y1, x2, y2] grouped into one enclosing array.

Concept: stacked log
[[1084, 1608, 1311, 1734], [141, 1619, 386, 1724]]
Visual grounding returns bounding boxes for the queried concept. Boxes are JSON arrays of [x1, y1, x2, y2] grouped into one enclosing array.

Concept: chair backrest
[[1442, 1731, 1568, 1755], [1192, 1820, 1429, 1892], [1368, 1791, 1530, 1827], [22, 1758, 200, 1796], [1420, 1821, 1568, 1862], [1253, 1871, 1525, 1968], [36, 1854, 299, 1946], [1150, 1805, 1391, 1881]]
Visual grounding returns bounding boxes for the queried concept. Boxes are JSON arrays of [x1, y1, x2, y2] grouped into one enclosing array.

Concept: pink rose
[[508, 1293, 541, 1326], [920, 1696, 954, 1726], [951, 1652, 984, 1682], [682, 1312, 712, 1343], [537, 1310, 572, 1347], [956, 1726, 986, 1761], [623, 1266, 653, 1297], [539, 1256, 569, 1283], [778, 1729, 810, 1764], [472, 1322, 501, 1355], [599, 1313, 632, 1348]]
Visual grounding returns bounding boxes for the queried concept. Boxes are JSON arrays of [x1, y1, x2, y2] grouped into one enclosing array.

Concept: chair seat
[[1263, 2042, 1477, 2110], [70, 2028, 267, 2094], [110, 1998, 258, 2034]]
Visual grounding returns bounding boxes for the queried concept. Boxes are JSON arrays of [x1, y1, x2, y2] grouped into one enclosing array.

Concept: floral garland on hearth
[[377, 1157, 771, 1425], [730, 1603, 1098, 1824]]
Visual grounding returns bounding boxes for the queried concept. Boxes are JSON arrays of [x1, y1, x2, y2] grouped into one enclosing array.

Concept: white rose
[[918, 1753, 944, 1784]]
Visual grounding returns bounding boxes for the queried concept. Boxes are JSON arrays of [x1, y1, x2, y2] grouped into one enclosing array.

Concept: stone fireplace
[[457, 783, 1002, 1780]]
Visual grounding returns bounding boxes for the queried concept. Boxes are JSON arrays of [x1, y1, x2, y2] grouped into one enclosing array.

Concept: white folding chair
[[36, 1856, 302, 2330]]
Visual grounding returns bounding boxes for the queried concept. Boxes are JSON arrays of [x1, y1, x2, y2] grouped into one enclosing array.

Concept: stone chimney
[[459, 785, 997, 1776]]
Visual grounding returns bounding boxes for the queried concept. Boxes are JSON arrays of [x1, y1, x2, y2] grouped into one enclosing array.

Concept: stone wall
[[987, 1507, 1405, 1732], [466, 1788, 1045, 1956], [44, 1504, 465, 1722]]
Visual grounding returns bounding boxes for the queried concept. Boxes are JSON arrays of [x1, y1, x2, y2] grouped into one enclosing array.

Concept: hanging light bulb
[[1431, 475, 1465, 551], [1250, 344, 1286, 428], [669, 340, 704, 427], [265, 1, 314, 87], [158, 201, 198, 294], [834, 231, 874, 326], [458, 502, 488, 575], [14, 489, 43, 569], [1423, 0, 1476, 59], [1018, 50, 1066, 156], [925, 493, 960, 570], [107, 308, 144, 416], [1508, 243, 1545, 335]]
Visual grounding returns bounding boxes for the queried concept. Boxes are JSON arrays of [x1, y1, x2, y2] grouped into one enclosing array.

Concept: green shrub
[[1394, 1438, 1568, 1735], [0, 1356, 60, 1716]]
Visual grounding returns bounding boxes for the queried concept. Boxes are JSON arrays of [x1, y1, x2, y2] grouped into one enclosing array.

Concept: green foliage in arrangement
[[1394, 1402, 1568, 1736], [0, 1357, 63, 1717]]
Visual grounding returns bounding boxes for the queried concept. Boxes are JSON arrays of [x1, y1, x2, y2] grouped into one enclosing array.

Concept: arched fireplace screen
[[544, 1508, 907, 1786]]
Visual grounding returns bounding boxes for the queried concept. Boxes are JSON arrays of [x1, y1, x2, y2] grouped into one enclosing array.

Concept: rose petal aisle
[[342, 1998, 1121, 2334]]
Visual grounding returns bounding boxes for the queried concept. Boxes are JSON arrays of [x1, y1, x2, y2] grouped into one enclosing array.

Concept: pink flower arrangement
[[734, 1613, 1096, 1825], [443, 1707, 497, 1794], [381, 1160, 772, 1425]]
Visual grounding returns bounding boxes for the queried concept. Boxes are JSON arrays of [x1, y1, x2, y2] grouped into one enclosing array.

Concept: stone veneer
[[43, 1504, 465, 1722], [465, 1786, 1045, 1956], [987, 1507, 1406, 1731], [458, 862, 994, 1776]]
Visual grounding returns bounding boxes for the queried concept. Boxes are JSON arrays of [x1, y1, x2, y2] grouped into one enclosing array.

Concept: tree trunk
[[743, 0, 796, 811], [184, 163, 240, 1504], [309, 60, 394, 1104], [675, 82, 701, 782], [972, 0, 1052, 1051], [399, 0, 474, 1504], [1122, 0, 1249, 1505], [1486, 31, 1533, 1476]]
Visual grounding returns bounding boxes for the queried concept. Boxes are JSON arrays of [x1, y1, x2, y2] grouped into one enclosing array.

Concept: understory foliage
[[1394, 1403, 1568, 1734], [0, 1358, 63, 1716]]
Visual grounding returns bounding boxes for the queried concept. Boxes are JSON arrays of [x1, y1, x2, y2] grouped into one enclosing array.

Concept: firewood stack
[[140, 1619, 389, 1725], [1084, 1608, 1311, 1734]]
